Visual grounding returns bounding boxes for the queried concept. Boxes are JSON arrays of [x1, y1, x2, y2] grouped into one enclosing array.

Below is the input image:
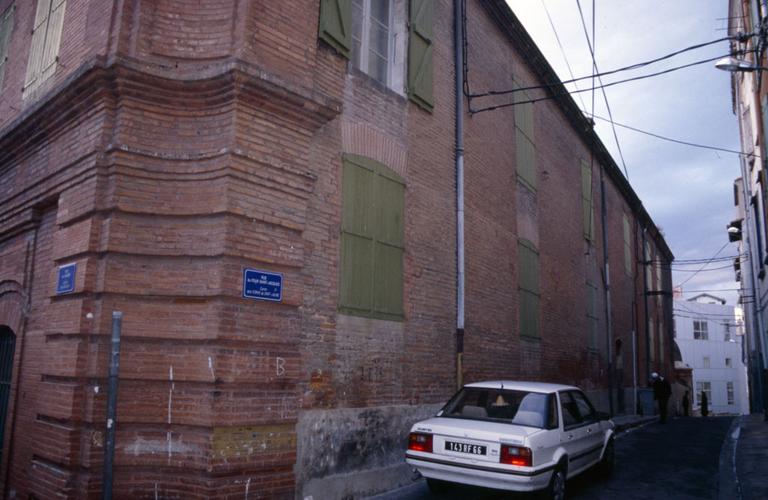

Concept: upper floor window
[[703, 356, 710, 368], [0, 4, 14, 92], [318, 0, 433, 110], [693, 319, 708, 340], [725, 357, 732, 368], [623, 213, 633, 276], [24, 0, 66, 98], [352, 0, 393, 87]]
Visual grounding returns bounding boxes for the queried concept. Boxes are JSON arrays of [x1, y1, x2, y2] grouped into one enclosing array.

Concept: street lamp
[[715, 56, 768, 73]]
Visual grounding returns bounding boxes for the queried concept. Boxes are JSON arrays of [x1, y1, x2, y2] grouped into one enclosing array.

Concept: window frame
[[693, 319, 709, 340], [24, 0, 67, 98], [0, 3, 14, 92]]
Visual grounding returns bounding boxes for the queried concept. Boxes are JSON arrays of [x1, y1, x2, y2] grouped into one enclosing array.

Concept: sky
[[505, 0, 743, 305]]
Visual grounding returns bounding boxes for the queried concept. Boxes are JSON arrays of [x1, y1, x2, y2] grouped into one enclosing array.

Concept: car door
[[570, 391, 604, 470], [558, 391, 590, 476]]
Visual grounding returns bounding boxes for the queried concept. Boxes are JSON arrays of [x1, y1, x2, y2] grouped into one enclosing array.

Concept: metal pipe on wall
[[599, 169, 614, 416], [102, 311, 123, 500], [454, 0, 466, 390]]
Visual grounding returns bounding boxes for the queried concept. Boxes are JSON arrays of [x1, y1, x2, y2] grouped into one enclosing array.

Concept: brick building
[[0, 1, 673, 498]]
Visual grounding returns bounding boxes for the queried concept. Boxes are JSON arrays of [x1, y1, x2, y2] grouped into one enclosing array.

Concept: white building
[[674, 294, 749, 415]]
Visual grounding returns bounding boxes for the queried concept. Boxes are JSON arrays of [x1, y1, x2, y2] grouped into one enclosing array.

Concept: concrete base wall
[[296, 403, 442, 499]]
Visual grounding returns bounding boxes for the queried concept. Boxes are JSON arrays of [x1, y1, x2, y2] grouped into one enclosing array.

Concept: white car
[[405, 381, 615, 499]]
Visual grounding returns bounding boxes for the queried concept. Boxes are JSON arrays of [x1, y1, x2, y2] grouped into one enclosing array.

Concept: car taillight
[[408, 432, 433, 453], [500, 445, 532, 467]]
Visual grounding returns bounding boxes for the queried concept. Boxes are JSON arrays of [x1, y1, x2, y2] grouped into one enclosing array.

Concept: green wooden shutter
[[340, 154, 404, 320], [518, 239, 540, 338], [340, 158, 374, 313], [408, 0, 434, 111], [581, 159, 594, 240], [319, 0, 352, 58], [0, 5, 13, 91], [623, 213, 632, 276], [515, 82, 536, 191], [40, 0, 65, 80]]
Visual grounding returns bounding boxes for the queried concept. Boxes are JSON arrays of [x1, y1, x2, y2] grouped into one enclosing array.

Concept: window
[[727, 382, 734, 405], [726, 357, 732, 368], [645, 243, 653, 291], [0, 326, 16, 466], [649, 321, 655, 362], [559, 392, 581, 428], [0, 4, 14, 92], [586, 281, 598, 349], [703, 356, 710, 368], [696, 381, 711, 406], [725, 322, 731, 342], [693, 320, 709, 340], [440, 387, 555, 429], [515, 82, 536, 191], [318, 0, 433, 110], [24, 0, 66, 97], [518, 239, 540, 338], [352, 0, 393, 86], [655, 259, 663, 307], [339, 154, 405, 320], [581, 160, 594, 241], [623, 213, 633, 276]]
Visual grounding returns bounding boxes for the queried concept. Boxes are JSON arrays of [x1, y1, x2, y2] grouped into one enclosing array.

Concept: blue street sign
[[242, 268, 283, 302], [56, 263, 77, 295]]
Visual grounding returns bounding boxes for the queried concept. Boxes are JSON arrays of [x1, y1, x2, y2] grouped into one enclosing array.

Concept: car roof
[[463, 380, 579, 393]]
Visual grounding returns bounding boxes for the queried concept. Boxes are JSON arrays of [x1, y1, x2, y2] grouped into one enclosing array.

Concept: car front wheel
[[599, 439, 615, 477]]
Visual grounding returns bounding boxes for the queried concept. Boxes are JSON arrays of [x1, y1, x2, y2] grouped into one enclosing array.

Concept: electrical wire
[[675, 242, 730, 288], [470, 54, 731, 114], [575, 0, 629, 179], [585, 112, 758, 157], [468, 35, 740, 99], [539, 0, 589, 112]]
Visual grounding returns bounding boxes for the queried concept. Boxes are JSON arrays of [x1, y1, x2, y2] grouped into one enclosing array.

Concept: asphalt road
[[371, 416, 734, 500]]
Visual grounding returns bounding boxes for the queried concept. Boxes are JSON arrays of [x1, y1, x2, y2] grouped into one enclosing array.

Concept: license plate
[[445, 440, 487, 455]]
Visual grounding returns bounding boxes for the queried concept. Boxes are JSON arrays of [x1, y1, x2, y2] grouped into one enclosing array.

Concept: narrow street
[[373, 417, 735, 499]]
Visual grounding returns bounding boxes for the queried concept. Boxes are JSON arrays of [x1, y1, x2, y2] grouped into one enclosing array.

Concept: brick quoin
[[0, 1, 673, 498]]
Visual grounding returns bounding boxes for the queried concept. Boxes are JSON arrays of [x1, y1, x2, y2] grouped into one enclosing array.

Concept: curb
[[717, 416, 742, 500]]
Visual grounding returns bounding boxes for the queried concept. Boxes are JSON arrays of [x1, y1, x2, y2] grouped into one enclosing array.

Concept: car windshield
[[440, 387, 553, 429]]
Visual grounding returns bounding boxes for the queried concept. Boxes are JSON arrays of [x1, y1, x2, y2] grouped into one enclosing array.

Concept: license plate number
[[445, 441, 487, 455]]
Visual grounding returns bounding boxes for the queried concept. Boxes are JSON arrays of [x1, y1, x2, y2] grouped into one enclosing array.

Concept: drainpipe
[[599, 169, 614, 416], [454, 0, 465, 390], [642, 228, 651, 384]]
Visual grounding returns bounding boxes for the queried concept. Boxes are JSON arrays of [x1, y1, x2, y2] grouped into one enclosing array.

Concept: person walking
[[651, 373, 672, 423], [682, 390, 690, 417], [701, 391, 709, 417]]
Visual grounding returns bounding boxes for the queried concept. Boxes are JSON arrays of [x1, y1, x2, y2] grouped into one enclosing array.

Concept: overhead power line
[[470, 54, 731, 114], [469, 35, 739, 99], [675, 242, 731, 288], [585, 113, 754, 157]]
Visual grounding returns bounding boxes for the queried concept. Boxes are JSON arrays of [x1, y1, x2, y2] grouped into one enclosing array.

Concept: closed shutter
[[408, 0, 433, 111], [623, 214, 632, 276], [581, 159, 594, 240], [340, 154, 405, 320], [340, 158, 374, 312], [319, 0, 352, 58], [515, 82, 536, 191], [0, 327, 16, 466], [518, 239, 540, 338], [0, 5, 14, 91]]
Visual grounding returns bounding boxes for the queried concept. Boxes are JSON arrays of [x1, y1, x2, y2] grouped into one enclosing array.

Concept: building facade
[[674, 295, 749, 415], [724, 0, 768, 416], [0, 1, 673, 498]]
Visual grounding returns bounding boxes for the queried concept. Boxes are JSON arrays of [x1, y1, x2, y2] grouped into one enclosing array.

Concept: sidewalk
[[721, 413, 768, 500]]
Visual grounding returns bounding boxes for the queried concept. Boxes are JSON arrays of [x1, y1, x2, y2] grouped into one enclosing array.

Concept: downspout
[[642, 228, 651, 384], [599, 169, 614, 416], [454, 0, 465, 390]]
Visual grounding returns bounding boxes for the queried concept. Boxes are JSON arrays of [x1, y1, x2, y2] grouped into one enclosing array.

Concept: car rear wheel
[[543, 466, 566, 500], [426, 478, 451, 494]]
